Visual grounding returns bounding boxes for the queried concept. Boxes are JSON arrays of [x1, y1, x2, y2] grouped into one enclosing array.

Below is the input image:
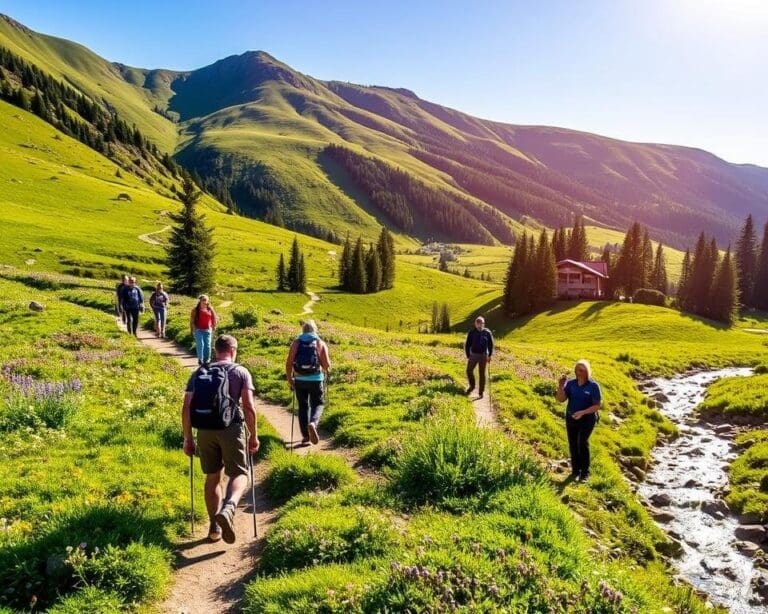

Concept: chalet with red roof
[[556, 259, 608, 299]]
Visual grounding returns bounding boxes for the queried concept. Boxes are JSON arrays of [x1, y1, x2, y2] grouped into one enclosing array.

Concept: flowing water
[[638, 368, 761, 613]]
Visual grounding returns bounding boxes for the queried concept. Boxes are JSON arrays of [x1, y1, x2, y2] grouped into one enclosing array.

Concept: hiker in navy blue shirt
[[556, 359, 601, 482], [285, 320, 331, 446], [465, 316, 493, 399], [121, 276, 145, 337]]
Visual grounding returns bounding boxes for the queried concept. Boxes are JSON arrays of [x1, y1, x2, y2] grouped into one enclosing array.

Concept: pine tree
[[735, 214, 758, 307], [298, 253, 307, 293], [339, 236, 352, 290], [350, 237, 367, 294], [287, 236, 302, 292], [650, 243, 668, 294], [615, 222, 645, 298], [678, 249, 692, 310], [439, 303, 451, 333], [365, 243, 382, 293], [552, 227, 568, 261], [711, 248, 739, 324], [753, 222, 768, 311], [166, 177, 215, 296], [431, 301, 440, 333], [687, 233, 718, 317], [502, 233, 524, 315], [533, 229, 556, 310], [276, 253, 287, 291], [567, 215, 589, 261], [601, 245, 615, 299], [642, 230, 654, 286], [377, 227, 396, 289]]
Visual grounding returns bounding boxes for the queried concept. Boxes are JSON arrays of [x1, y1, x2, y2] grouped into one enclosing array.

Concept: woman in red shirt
[[190, 294, 217, 365]]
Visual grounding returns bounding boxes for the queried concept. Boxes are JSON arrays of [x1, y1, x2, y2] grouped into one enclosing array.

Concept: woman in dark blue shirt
[[555, 359, 601, 481]]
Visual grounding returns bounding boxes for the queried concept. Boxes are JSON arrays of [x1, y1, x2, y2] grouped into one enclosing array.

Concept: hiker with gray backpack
[[182, 334, 259, 543], [121, 276, 145, 337], [285, 320, 331, 446], [465, 315, 493, 399]]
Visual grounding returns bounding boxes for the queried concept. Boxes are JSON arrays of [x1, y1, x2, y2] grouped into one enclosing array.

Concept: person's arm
[[190, 309, 196, 336], [211, 307, 218, 331], [319, 341, 331, 376], [572, 383, 602, 419], [486, 331, 494, 361], [242, 386, 259, 454], [285, 341, 297, 388], [464, 331, 472, 358], [555, 376, 568, 403], [182, 391, 195, 456], [138, 288, 145, 311]]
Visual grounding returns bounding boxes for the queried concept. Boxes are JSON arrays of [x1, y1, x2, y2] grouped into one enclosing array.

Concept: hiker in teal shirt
[[285, 320, 331, 446]]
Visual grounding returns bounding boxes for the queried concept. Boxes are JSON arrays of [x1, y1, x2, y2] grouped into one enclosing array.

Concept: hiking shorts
[[196, 421, 248, 477]]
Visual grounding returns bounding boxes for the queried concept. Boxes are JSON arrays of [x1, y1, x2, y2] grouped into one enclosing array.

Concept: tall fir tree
[[339, 236, 352, 290], [711, 248, 739, 324], [350, 237, 368, 294], [753, 222, 768, 311], [287, 236, 302, 292], [615, 222, 645, 297], [567, 215, 589, 261], [533, 229, 557, 310], [439, 303, 451, 333], [166, 177, 215, 296], [642, 230, 654, 286], [601, 245, 615, 299], [297, 253, 307, 294], [365, 243, 382, 293], [735, 214, 758, 307], [650, 243, 668, 294], [377, 227, 396, 289], [687, 233, 718, 317], [552, 227, 568, 261], [276, 253, 287, 291], [677, 249, 692, 310]]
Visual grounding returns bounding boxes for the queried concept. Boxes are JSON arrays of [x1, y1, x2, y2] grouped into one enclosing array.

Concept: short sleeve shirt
[[186, 362, 255, 421], [564, 379, 602, 416]]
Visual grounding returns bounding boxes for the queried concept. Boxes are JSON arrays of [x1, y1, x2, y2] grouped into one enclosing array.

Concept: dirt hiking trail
[[301, 290, 320, 315], [137, 225, 171, 246], [117, 319, 336, 613]]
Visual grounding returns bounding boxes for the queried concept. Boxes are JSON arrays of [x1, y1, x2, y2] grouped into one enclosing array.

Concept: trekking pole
[[189, 453, 195, 536], [290, 385, 296, 453], [249, 453, 258, 539]]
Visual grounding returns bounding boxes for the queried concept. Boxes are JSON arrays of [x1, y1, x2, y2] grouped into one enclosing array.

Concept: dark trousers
[[294, 380, 325, 439], [466, 354, 488, 393], [125, 308, 141, 336], [566, 414, 597, 476]]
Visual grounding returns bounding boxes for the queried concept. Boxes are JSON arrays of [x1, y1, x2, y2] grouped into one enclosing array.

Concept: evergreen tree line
[[608, 222, 668, 298], [338, 228, 396, 294], [0, 46, 162, 169], [430, 302, 451, 333], [551, 215, 590, 262], [502, 230, 557, 317], [735, 214, 768, 311], [276, 237, 307, 293], [324, 145, 514, 245], [166, 178, 216, 296]]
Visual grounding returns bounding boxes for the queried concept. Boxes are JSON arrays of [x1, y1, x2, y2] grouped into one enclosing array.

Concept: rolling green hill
[[2, 12, 766, 250]]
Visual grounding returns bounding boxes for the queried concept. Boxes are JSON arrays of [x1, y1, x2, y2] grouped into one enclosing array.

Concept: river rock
[[735, 541, 762, 556], [28, 300, 44, 312], [651, 508, 676, 523], [714, 423, 733, 434], [651, 493, 673, 507], [652, 391, 670, 403], [735, 525, 767, 544], [751, 570, 768, 605], [701, 500, 729, 518], [629, 466, 646, 481], [683, 479, 701, 488]]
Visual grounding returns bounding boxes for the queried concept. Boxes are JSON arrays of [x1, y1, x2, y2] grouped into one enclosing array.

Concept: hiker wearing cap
[[285, 320, 331, 445], [182, 334, 259, 543], [122, 277, 145, 337], [465, 316, 493, 399], [149, 282, 169, 338], [190, 295, 217, 366], [115, 274, 128, 325], [556, 359, 601, 482]]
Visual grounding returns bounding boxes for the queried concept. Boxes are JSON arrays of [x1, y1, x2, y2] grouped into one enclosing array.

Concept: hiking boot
[[215, 501, 236, 544], [578, 472, 590, 483], [208, 521, 222, 542], [308, 422, 319, 445], [478, 392, 484, 399], [300, 437, 311, 446]]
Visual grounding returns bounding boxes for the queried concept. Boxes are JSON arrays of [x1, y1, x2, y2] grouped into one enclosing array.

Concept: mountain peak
[[0, 13, 33, 35]]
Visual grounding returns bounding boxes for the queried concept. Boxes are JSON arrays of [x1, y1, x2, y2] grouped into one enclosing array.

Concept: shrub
[[232, 307, 260, 329], [754, 364, 768, 374], [262, 505, 396, 571], [0, 390, 81, 432], [46, 587, 123, 613], [632, 288, 665, 306], [391, 417, 544, 511], [266, 450, 355, 503]]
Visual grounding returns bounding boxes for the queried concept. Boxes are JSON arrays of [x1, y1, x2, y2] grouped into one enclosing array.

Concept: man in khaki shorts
[[182, 335, 259, 543]]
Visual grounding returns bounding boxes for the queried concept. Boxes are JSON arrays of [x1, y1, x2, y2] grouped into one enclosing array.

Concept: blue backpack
[[123, 286, 141, 309], [293, 338, 321, 375]]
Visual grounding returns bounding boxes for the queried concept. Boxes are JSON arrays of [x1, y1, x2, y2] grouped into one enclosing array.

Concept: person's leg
[[566, 418, 580, 477], [160, 309, 167, 337], [577, 417, 597, 479], [194, 329, 205, 363], [466, 357, 478, 393], [196, 429, 224, 540], [295, 381, 311, 441], [153, 309, 160, 336], [128, 309, 139, 336], [202, 330, 212, 363], [204, 470, 224, 524], [215, 422, 250, 543], [307, 381, 325, 444], [477, 356, 487, 396]]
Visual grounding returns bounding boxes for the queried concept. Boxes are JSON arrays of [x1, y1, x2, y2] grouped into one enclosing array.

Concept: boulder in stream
[[735, 540, 762, 557], [650, 493, 673, 507], [629, 466, 646, 481], [701, 499, 729, 518], [735, 525, 768, 544], [650, 508, 676, 523]]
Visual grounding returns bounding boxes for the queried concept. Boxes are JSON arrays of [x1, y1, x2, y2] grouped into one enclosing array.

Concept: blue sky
[[3, 0, 767, 166]]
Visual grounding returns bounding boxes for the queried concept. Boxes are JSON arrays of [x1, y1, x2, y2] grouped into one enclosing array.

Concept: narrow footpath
[[118, 320, 334, 613]]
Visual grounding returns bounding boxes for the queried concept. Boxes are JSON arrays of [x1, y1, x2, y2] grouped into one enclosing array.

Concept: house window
[[568, 273, 580, 283], [558, 273, 568, 282]]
